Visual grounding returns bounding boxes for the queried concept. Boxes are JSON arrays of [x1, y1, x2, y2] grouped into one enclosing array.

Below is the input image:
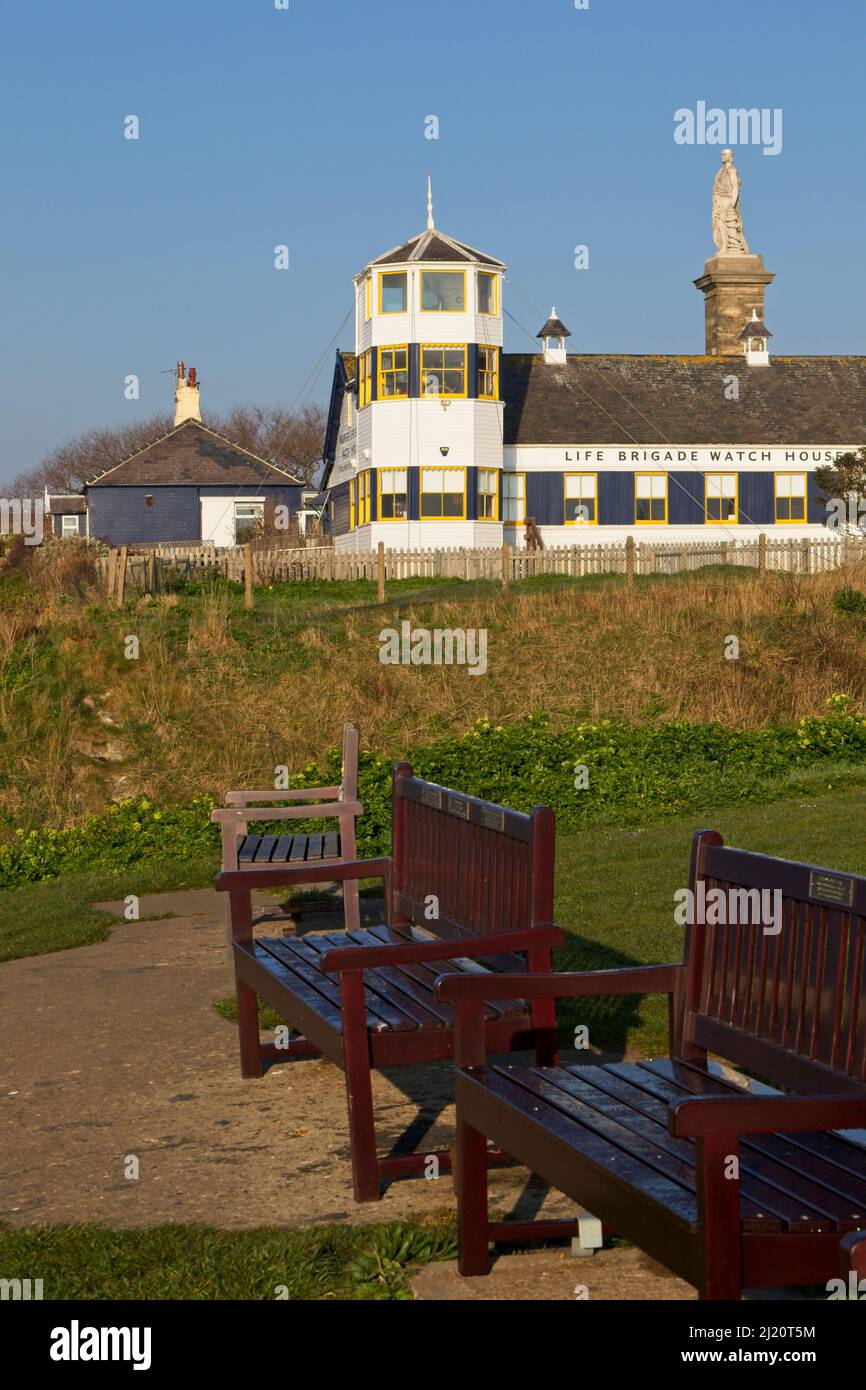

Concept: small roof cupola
[[739, 308, 772, 367], [537, 307, 571, 365], [174, 361, 201, 425]]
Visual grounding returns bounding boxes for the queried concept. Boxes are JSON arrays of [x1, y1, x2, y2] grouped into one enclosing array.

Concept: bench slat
[[306, 834, 324, 861], [322, 831, 340, 860], [362, 924, 525, 1021], [253, 835, 278, 864], [238, 835, 260, 864], [271, 835, 295, 863], [289, 835, 309, 862], [268, 936, 416, 1033]]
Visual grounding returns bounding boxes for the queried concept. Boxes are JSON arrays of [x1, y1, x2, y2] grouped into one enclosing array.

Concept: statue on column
[[712, 149, 750, 255]]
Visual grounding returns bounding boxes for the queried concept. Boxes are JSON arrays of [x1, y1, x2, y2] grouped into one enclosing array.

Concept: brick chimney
[[174, 361, 201, 425]]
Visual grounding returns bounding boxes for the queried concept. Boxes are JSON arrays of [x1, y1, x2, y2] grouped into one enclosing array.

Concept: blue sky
[[1, 0, 864, 484]]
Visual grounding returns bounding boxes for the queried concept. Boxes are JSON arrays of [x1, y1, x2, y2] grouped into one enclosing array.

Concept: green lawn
[[0, 1219, 456, 1300], [0, 856, 216, 962], [553, 782, 866, 1056]]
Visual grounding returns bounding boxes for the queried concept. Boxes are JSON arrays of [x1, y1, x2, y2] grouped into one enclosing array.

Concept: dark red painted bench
[[440, 829, 866, 1299], [215, 762, 564, 1202]]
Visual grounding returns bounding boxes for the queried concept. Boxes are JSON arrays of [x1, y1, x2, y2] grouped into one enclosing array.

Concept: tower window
[[705, 473, 737, 523], [477, 346, 499, 400], [420, 270, 466, 312], [564, 474, 597, 524], [420, 467, 466, 519], [379, 272, 407, 314], [378, 346, 409, 400], [355, 471, 372, 526], [477, 469, 498, 520], [379, 468, 408, 519], [478, 272, 497, 315], [635, 473, 667, 523], [421, 344, 466, 398], [502, 472, 525, 524], [358, 350, 372, 407], [775, 472, 807, 522]]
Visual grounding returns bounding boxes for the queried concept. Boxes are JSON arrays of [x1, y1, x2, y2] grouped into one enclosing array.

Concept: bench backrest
[[683, 829, 866, 1095], [389, 762, 555, 952]]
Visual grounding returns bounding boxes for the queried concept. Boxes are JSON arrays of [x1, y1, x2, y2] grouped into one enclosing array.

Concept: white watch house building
[[321, 184, 866, 550]]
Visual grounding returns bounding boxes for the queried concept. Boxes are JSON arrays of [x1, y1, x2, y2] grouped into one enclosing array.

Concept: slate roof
[[86, 420, 303, 487], [363, 228, 505, 272], [537, 314, 572, 339], [501, 355, 866, 446]]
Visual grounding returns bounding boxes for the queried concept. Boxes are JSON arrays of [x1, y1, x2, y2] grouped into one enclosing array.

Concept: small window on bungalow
[[775, 472, 807, 522], [380, 272, 408, 314], [234, 501, 264, 543], [60, 514, 79, 537]]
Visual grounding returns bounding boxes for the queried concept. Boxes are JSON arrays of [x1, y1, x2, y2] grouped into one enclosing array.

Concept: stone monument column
[[694, 150, 775, 355]]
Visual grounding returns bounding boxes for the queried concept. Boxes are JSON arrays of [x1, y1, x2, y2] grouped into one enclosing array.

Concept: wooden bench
[[215, 762, 565, 1202], [440, 829, 866, 1299], [211, 721, 362, 931]]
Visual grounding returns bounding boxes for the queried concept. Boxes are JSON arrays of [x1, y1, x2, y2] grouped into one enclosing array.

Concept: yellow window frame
[[419, 466, 467, 520], [563, 472, 598, 525], [377, 468, 408, 522], [419, 268, 467, 313], [378, 270, 408, 315], [420, 343, 468, 399], [634, 471, 668, 524], [704, 472, 738, 524], [358, 350, 372, 409], [476, 468, 499, 521], [355, 470, 372, 526], [477, 345, 499, 401], [501, 471, 526, 525], [774, 471, 808, 523], [364, 277, 371, 319], [478, 271, 498, 316], [377, 345, 409, 401], [349, 478, 356, 530]]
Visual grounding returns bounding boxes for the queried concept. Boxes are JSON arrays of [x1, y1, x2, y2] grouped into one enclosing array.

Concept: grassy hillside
[[1, 560, 866, 830]]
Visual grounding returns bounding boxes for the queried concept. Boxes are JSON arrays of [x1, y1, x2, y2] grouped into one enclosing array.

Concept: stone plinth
[[694, 254, 775, 356]]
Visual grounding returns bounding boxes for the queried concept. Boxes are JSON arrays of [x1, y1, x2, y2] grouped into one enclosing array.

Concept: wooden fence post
[[758, 532, 767, 573], [106, 548, 117, 604], [501, 541, 510, 591], [801, 537, 811, 574], [244, 541, 254, 610], [625, 535, 635, 585], [115, 546, 128, 609], [377, 541, 385, 602]]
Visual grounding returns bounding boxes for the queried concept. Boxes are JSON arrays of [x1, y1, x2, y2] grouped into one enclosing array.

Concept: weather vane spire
[[426, 174, 435, 231]]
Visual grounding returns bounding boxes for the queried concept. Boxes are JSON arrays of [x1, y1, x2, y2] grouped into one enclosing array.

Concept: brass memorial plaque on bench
[[421, 787, 443, 810], [447, 795, 470, 819], [808, 870, 855, 908]]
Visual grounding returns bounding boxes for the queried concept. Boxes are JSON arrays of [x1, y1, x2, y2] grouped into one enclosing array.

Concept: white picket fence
[[95, 535, 866, 591]]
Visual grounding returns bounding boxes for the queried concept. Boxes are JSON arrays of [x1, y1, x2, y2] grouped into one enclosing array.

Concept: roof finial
[[426, 174, 435, 231]]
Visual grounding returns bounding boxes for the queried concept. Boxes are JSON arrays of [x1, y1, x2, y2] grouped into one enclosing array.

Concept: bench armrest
[[216, 856, 390, 894], [321, 924, 566, 973], [669, 1092, 866, 1139], [211, 801, 362, 826], [225, 786, 341, 804], [435, 963, 682, 1004]]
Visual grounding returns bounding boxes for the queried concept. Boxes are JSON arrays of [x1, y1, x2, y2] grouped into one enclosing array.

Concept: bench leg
[[457, 1116, 490, 1276], [340, 970, 380, 1202], [236, 977, 263, 1079], [697, 1135, 742, 1300], [340, 814, 361, 933]]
